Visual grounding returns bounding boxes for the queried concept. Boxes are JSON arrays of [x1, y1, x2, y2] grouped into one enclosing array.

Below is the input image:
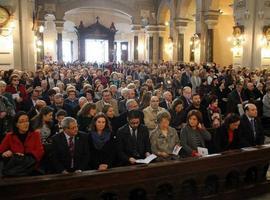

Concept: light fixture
[[137, 43, 144, 53], [228, 26, 245, 56], [39, 25, 44, 33], [36, 40, 42, 46], [258, 10, 264, 20], [244, 10, 250, 20], [190, 33, 200, 53]]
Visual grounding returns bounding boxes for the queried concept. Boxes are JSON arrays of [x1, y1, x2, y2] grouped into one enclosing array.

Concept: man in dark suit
[[22, 86, 43, 112], [159, 91, 173, 110], [184, 93, 211, 128], [178, 86, 192, 110], [116, 110, 151, 166], [238, 103, 264, 148], [227, 81, 245, 115], [51, 117, 90, 174]]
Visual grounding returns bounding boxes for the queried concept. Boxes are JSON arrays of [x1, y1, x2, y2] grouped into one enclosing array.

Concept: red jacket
[[0, 131, 44, 163], [5, 84, 28, 111]]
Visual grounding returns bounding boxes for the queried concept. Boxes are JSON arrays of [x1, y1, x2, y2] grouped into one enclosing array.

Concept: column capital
[[55, 20, 65, 33], [204, 10, 221, 29], [174, 18, 193, 33], [131, 24, 142, 33], [145, 24, 166, 35]]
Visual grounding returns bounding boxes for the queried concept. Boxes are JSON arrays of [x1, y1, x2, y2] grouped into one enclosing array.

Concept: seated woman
[[88, 112, 116, 171], [180, 110, 211, 157], [169, 98, 185, 132], [0, 111, 44, 176], [102, 104, 118, 137], [207, 95, 222, 129], [31, 106, 55, 144], [150, 111, 180, 161], [77, 102, 96, 132], [213, 113, 240, 153]]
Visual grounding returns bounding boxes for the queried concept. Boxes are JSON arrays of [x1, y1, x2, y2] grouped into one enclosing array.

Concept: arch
[[175, 0, 194, 18], [129, 188, 147, 200], [54, 0, 136, 21], [244, 167, 258, 184], [225, 171, 240, 190], [156, 183, 174, 200], [181, 179, 198, 199], [157, 0, 171, 24], [204, 175, 219, 196]]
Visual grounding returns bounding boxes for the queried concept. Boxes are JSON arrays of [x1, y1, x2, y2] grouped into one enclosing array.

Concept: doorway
[[85, 39, 109, 63]]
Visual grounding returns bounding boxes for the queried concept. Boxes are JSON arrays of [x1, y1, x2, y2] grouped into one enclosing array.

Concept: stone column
[[174, 18, 192, 63], [12, 0, 36, 71], [145, 25, 166, 63], [233, 0, 270, 69], [43, 14, 57, 62], [131, 24, 141, 61], [204, 10, 219, 63], [56, 21, 64, 62]]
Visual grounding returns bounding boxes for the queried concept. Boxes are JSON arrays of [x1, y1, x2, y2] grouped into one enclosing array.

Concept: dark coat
[[184, 105, 211, 128], [88, 132, 116, 169], [227, 89, 244, 114], [238, 115, 264, 148], [116, 124, 151, 165], [51, 132, 90, 173], [77, 115, 93, 133], [213, 124, 240, 153]]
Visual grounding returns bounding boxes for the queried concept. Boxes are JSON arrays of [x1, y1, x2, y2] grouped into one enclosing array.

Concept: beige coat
[[143, 106, 166, 131], [95, 99, 119, 116]]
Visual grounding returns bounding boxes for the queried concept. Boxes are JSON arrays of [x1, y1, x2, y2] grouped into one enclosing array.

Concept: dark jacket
[[227, 89, 244, 114], [238, 115, 264, 148], [116, 124, 151, 165], [214, 124, 240, 153], [77, 115, 93, 133], [88, 132, 116, 169], [51, 132, 90, 173]]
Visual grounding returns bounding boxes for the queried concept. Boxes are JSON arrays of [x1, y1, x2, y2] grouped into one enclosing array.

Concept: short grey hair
[[61, 117, 77, 130], [156, 110, 171, 124], [0, 80, 7, 87], [121, 88, 129, 96], [126, 99, 138, 111]]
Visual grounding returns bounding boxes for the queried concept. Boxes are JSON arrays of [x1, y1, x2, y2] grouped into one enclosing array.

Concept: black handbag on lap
[[2, 154, 36, 177]]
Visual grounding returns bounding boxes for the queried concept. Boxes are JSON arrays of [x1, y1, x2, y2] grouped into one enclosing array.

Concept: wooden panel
[[0, 146, 270, 200]]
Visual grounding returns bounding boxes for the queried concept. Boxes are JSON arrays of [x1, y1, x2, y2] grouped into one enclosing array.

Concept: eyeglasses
[[17, 121, 29, 124], [12, 79, 19, 82], [129, 121, 140, 125]]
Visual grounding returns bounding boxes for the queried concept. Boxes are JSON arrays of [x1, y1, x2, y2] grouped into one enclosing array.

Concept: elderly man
[[143, 96, 166, 131], [159, 91, 173, 110], [51, 117, 90, 174], [96, 89, 119, 116], [118, 88, 137, 114], [50, 93, 73, 117], [238, 103, 264, 148], [179, 86, 192, 110]]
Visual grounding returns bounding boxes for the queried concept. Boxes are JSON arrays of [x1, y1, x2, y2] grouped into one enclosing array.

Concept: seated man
[[238, 103, 264, 148], [116, 110, 151, 166], [51, 117, 90, 174], [143, 96, 166, 131]]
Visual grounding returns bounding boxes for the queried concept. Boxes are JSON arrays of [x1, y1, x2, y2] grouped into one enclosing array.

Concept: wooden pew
[[1, 146, 270, 200]]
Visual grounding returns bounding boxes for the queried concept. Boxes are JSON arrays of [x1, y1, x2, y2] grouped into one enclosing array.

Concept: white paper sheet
[[136, 154, 157, 164]]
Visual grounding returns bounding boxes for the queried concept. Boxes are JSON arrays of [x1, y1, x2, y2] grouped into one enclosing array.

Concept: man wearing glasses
[[116, 110, 151, 166]]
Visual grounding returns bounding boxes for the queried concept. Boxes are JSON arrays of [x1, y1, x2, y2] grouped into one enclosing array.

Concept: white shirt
[[129, 126, 137, 138]]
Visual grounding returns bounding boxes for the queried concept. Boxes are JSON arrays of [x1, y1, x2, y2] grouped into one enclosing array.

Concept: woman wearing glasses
[[5, 74, 28, 111], [0, 111, 44, 176]]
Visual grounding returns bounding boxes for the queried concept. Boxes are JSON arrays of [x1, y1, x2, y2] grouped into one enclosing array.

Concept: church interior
[[1, 0, 270, 199]]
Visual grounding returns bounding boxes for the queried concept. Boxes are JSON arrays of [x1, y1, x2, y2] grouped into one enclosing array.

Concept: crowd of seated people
[[0, 61, 268, 176]]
